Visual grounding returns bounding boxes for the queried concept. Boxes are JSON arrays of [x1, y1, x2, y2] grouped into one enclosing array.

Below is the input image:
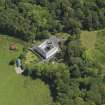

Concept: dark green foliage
[[60, 34, 105, 105], [0, 1, 53, 41], [25, 63, 70, 105], [36, 30, 50, 40], [0, 0, 105, 41]]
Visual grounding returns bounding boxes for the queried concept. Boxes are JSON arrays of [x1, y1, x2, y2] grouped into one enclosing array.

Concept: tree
[[36, 30, 50, 40], [86, 90, 102, 105], [64, 18, 81, 35]]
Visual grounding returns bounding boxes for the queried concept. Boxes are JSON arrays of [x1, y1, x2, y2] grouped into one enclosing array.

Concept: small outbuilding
[[9, 43, 17, 51]]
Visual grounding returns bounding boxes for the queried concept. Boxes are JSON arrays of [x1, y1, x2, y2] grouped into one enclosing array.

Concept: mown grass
[[0, 35, 53, 105], [80, 31, 97, 49]]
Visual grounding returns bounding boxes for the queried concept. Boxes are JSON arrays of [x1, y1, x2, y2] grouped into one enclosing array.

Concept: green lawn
[[0, 35, 53, 105], [80, 31, 97, 49]]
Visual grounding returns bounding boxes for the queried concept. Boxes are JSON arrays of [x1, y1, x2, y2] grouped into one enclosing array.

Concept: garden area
[[0, 35, 53, 105]]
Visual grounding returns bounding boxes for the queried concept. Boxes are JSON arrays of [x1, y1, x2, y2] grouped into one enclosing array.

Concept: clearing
[[80, 31, 97, 49], [80, 30, 105, 70]]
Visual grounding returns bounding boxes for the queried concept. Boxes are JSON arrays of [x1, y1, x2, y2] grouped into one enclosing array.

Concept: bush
[[36, 30, 50, 40], [9, 59, 16, 65]]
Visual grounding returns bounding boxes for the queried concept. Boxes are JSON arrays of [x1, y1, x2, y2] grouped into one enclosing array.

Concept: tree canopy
[[0, 0, 105, 41]]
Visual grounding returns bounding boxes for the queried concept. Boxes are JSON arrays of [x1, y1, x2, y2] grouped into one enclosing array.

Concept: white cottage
[[32, 36, 60, 59]]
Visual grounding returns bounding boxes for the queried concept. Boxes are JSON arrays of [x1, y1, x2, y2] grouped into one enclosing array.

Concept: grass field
[[80, 30, 105, 69], [80, 31, 97, 49], [0, 35, 53, 105]]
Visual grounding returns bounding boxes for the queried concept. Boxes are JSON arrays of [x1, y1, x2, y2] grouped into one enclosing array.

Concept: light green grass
[[80, 31, 97, 49], [0, 35, 53, 105], [23, 51, 40, 65]]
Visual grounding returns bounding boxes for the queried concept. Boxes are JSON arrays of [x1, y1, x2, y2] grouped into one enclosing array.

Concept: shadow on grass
[[22, 69, 57, 101], [0, 29, 27, 42]]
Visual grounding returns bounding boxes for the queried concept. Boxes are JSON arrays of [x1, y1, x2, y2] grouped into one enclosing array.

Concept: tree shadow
[[22, 69, 57, 101]]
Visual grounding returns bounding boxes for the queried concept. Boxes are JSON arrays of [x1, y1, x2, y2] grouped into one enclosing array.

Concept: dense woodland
[[1, 0, 105, 105], [0, 0, 105, 40]]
